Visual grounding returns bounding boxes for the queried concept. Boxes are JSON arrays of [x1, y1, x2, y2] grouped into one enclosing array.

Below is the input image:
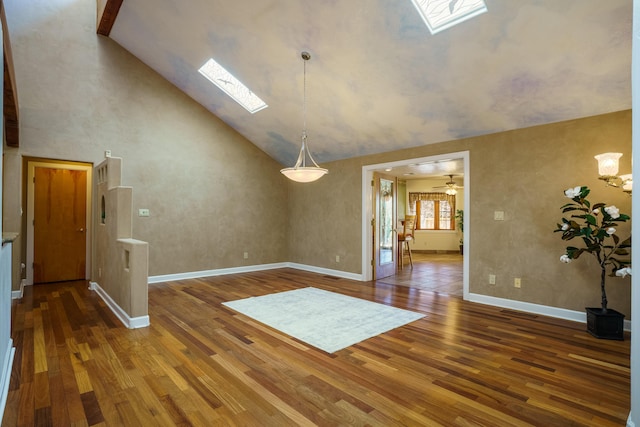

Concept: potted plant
[[554, 186, 631, 340], [455, 209, 464, 255]]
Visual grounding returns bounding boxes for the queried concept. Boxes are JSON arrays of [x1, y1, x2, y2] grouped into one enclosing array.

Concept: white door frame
[[361, 151, 470, 300], [26, 160, 93, 286]]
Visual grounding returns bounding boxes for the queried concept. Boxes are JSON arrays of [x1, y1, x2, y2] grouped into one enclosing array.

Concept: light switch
[[138, 208, 150, 217], [494, 211, 505, 221]]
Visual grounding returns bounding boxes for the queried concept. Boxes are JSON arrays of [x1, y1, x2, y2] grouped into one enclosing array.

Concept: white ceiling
[[108, 0, 632, 175]]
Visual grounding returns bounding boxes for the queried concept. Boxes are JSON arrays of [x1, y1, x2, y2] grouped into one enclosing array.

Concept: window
[[198, 58, 268, 113], [410, 0, 488, 35], [408, 192, 455, 230]]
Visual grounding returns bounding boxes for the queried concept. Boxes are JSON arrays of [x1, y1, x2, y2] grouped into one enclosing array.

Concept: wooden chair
[[398, 215, 416, 269]]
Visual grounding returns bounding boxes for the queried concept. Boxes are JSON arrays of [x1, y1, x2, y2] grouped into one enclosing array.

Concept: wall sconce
[[594, 152, 632, 194]]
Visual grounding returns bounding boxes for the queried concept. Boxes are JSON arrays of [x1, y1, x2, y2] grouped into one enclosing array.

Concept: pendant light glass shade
[[281, 166, 328, 183], [281, 51, 328, 183]]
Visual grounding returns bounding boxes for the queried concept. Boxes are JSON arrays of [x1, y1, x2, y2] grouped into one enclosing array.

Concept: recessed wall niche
[[101, 195, 106, 224]]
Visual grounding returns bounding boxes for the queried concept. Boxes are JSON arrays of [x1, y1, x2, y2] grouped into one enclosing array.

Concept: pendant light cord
[[303, 53, 307, 138]]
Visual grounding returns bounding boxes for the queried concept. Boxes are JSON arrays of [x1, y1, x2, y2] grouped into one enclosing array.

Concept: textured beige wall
[[287, 159, 363, 271], [2, 0, 288, 281], [289, 111, 632, 316]]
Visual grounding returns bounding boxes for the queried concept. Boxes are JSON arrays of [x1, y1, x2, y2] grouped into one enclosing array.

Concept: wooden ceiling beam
[[97, 0, 123, 36], [1, 0, 19, 148]]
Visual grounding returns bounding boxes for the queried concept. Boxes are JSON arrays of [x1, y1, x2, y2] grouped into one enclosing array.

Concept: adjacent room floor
[[379, 252, 463, 297]]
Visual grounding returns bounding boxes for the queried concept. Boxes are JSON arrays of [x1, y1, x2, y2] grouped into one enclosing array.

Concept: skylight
[[410, 0, 487, 35], [198, 58, 268, 114]]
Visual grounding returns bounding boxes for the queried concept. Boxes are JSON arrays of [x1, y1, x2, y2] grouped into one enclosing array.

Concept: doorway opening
[[361, 151, 469, 299], [25, 158, 93, 286]]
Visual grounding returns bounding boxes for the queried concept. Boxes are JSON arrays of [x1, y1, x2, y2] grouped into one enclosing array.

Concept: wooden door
[[33, 167, 87, 283], [373, 172, 397, 279]]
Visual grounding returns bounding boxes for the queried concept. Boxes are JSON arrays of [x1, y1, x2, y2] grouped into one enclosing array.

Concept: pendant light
[[280, 51, 328, 183]]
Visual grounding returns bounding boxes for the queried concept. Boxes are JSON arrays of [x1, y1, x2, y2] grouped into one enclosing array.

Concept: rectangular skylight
[[410, 0, 487, 35], [198, 58, 268, 114]]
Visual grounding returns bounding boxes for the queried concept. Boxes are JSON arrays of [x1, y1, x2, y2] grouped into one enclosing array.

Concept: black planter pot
[[585, 307, 625, 340]]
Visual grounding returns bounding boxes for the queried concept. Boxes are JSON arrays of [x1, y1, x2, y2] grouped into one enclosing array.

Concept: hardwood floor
[[3, 269, 630, 426], [380, 252, 464, 296]]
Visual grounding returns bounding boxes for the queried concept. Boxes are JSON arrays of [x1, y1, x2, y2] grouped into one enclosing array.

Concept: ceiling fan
[[434, 174, 463, 194]]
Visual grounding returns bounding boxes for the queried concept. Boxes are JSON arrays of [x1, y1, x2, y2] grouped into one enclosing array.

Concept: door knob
[[77, 228, 85, 232]]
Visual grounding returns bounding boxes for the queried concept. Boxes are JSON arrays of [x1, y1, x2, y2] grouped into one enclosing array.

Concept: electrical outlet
[[243, 252, 249, 259], [494, 211, 505, 221], [489, 274, 496, 285], [336, 255, 340, 263], [138, 208, 150, 217], [514, 278, 521, 288]]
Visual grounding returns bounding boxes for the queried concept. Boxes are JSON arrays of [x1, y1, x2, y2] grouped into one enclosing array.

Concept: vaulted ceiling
[[98, 0, 632, 171]]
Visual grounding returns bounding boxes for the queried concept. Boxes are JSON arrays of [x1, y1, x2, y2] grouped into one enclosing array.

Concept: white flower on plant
[[561, 223, 569, 231], [615, 267, 632, 278], [592, 208, 600, 215], [606, 227, 616, 235], [560, 254, 572, 263], [564, 186, 582, 199], [604, 205, 620, 219]]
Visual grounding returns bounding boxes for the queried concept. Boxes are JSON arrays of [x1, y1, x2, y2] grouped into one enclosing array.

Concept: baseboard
[[148, 262, 363, 284], [286, 263, 363, 281], [411, 250, 461, 254], [468, 293, 632, 331], [148, 262, 289, 284], [11, 279, 25, 300], [628, 412, 635, 427], [0, 340, 15, 423], [89, 282, 150, 329]]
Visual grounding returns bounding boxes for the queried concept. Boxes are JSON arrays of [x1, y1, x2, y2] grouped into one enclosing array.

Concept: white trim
[[628, 412, 635, 427], [148, 262, 288, 283], [0, 340, 15, 422], [468, 293, 632, 331], [11, 279, 25, 300], [26, 160, 93, 286], [89, 282, 150, 329], [286, 263, 363, 281], [361, 151, 470, 300], [148, 262, 364, 284]]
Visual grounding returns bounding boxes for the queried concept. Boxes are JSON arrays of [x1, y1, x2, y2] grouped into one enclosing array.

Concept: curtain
[[408, 192, 456, 213]]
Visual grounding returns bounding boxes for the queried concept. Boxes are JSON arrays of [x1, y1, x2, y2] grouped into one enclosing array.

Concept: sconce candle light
[[594, 152, 632, 194]]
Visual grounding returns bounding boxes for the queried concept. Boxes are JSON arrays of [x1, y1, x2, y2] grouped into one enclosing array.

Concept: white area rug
[[222, 287, 425, 353]]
